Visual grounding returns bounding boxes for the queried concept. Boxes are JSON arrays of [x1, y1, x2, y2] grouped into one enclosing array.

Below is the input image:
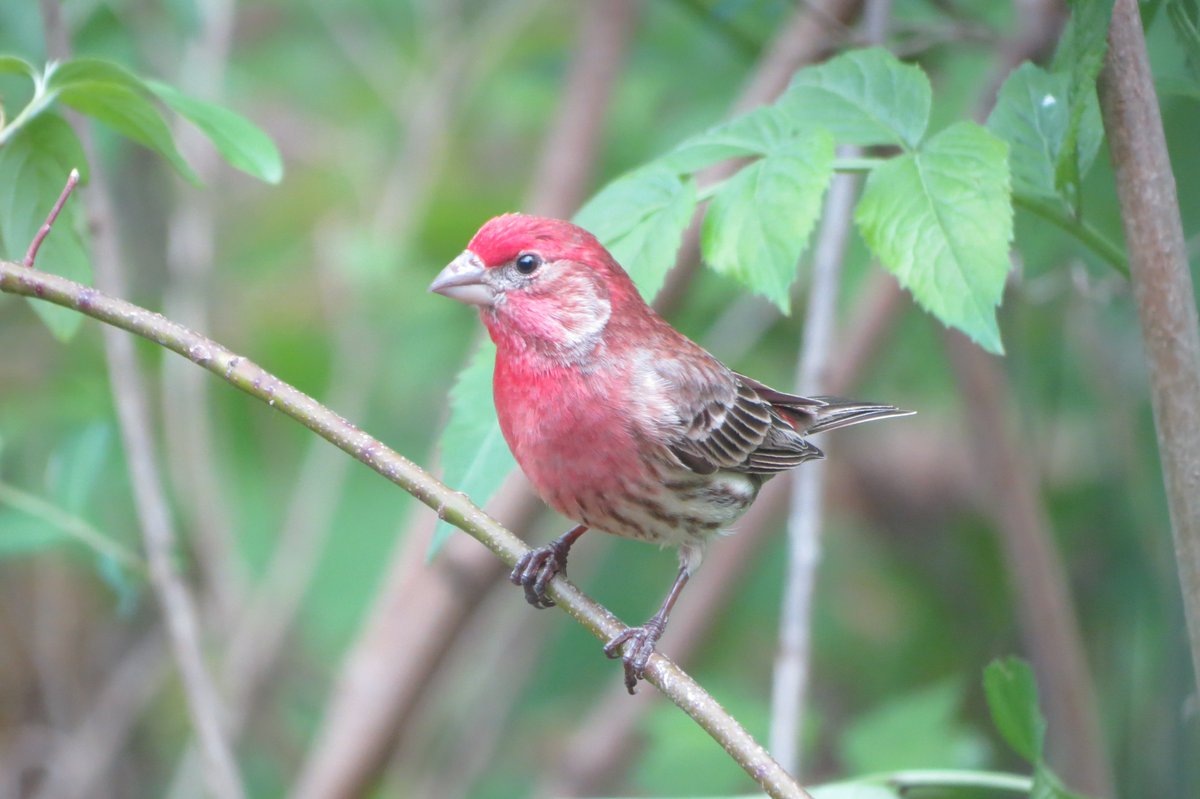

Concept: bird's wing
[[651, 357, 823, 476]]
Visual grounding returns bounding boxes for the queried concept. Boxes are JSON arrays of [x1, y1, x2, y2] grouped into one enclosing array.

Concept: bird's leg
[[604, 565, 690, 694], [509, 524, 588, 609]]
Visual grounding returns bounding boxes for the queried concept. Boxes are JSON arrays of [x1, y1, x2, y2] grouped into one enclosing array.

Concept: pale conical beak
[[429, 251, 494, 307]]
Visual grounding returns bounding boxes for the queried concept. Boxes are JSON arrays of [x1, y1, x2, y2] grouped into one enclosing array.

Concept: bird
[[429, 213, 912, 693]]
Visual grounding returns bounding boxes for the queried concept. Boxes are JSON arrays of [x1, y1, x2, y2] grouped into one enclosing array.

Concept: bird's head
[[430, 214, 642, 363]]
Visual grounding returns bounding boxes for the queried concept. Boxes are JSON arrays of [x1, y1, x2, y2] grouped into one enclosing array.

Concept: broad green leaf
[[701, 129, 834, 312], [661, 106, 798, 173], [988, 64, 1078, 198], [574, 165, 697, 301], [982, 657, 1046, 762], [1050, 0, 1113, 209], [57, 82, 200, 184], [46, 424, 112, 514], [856, 121, 1011, 354], [147, 79, 284, 183], [428, 340, 516, 558], [0, 114, 91, 339], [840, 679, 987, 773], [780, 47, 931, 149], [0, 55, 37, 78]]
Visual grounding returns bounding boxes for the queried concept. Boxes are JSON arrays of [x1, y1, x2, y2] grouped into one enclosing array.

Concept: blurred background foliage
[[0, 1, 1197, 798]]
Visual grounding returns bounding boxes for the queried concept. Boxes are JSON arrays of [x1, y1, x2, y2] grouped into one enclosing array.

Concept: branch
[[1099, 0, 1200, 702], [0, 259, 814, 799]]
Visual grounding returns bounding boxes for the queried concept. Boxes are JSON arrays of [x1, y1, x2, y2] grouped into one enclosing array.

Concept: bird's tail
[[736, 374, 914, 434], [801, 396, 915, 434]]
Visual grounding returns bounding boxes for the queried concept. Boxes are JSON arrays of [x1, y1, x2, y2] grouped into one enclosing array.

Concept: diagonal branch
[[0, 258, 813, 799]]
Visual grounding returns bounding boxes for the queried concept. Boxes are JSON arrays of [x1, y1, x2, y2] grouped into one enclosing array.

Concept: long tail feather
[[803, 396, 915, 434]]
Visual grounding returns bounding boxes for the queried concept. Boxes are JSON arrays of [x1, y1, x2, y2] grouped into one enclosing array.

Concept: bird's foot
[[603, 617, 665, 694], [509, 538, 571, 609]]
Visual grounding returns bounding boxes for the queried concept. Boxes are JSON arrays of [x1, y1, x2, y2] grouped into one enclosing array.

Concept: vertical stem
[[770, 0, 891, 775], [1099, 0, 1200, 700]]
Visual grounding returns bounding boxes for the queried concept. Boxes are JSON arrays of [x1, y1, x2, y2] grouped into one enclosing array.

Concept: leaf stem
[[0, 67, 55, 147], [870, 768, 1034, 793], [1013, 192, 1129, 276], [832, 156, 885, 172]]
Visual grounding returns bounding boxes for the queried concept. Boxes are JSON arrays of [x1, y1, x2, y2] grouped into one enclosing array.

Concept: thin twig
[[770, 0, 891, 776], [23, 168, 80, 268], [0, 481, 144, 572], [38, 1, 245, 793], [0, 258, 815, 799], [1099, 0, 1200, 702]]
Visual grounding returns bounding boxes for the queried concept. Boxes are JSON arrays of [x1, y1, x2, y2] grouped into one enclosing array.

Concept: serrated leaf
[[983, 657, 1046, 763], [856, 121, 1011, 354], [661, 106, 799, 173], [46, 424, 112, 514], [987, 63, 1077, 198], [147, 79, 283, 184], [780, 47, 931, 149], [0, 114, 91, 339], [574, 165, 697, 301], [0, 55, 37, 78], [57, 82, 200, 184], [701, 129, 834, 312], [428, 340, 516, 558]]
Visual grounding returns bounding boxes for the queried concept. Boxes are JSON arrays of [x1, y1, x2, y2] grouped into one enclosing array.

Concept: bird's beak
[[429, 251, 494, 307]]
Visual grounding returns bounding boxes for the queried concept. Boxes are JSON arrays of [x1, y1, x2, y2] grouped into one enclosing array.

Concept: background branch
[[1099, 0, 1200, 701]]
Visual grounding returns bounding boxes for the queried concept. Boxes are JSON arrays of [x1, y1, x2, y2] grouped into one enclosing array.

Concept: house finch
[[430, 213, 911, 693]]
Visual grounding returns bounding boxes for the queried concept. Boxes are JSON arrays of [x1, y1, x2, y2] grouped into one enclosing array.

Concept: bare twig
[[23, 168, 80, 268], [770, 0, 890, 776], [0, 258, 815, 799], [38, 1, 245, 794], [1099, 0, 1200, 701], [160, 0, 246, 628]]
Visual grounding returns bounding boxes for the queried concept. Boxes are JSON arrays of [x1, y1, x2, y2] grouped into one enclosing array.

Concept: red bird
[[430, 214, 911, 692]]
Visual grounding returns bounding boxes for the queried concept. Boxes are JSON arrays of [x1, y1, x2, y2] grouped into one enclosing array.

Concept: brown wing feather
[[654, 360, 823, 477]]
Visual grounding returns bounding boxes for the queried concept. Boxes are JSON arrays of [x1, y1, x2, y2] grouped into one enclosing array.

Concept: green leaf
[[855, 121, 1011, 354], [780, 47, 931, 149], [840, 679, 987, 773], [46, 424, 112, 514], [0, 510, 65, 556], [0, 113, 91, 339], [0, 55, 37, 79], [982, 657, 1046, 763], [988, 63, 1099, 199], [428, 340, 516, 558], [661, 106, 798, 173], [47, 57, 151, 95], [574, 165, 697, 301], [1050, 0, 1113, 210], [700, 129, 834, 312], [147, 79, 284, 183], [57, 82, 200, 184]]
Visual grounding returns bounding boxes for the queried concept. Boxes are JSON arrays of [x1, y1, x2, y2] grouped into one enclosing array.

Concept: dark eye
[[514, 252, 542, 275]]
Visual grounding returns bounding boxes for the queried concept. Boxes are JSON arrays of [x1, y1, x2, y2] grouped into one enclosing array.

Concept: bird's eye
[[514, 253, 542, 275]]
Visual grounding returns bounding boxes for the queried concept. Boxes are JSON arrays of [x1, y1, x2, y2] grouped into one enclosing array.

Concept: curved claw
[[510, 546, 563, 609], [604, 619, 665, 694]]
